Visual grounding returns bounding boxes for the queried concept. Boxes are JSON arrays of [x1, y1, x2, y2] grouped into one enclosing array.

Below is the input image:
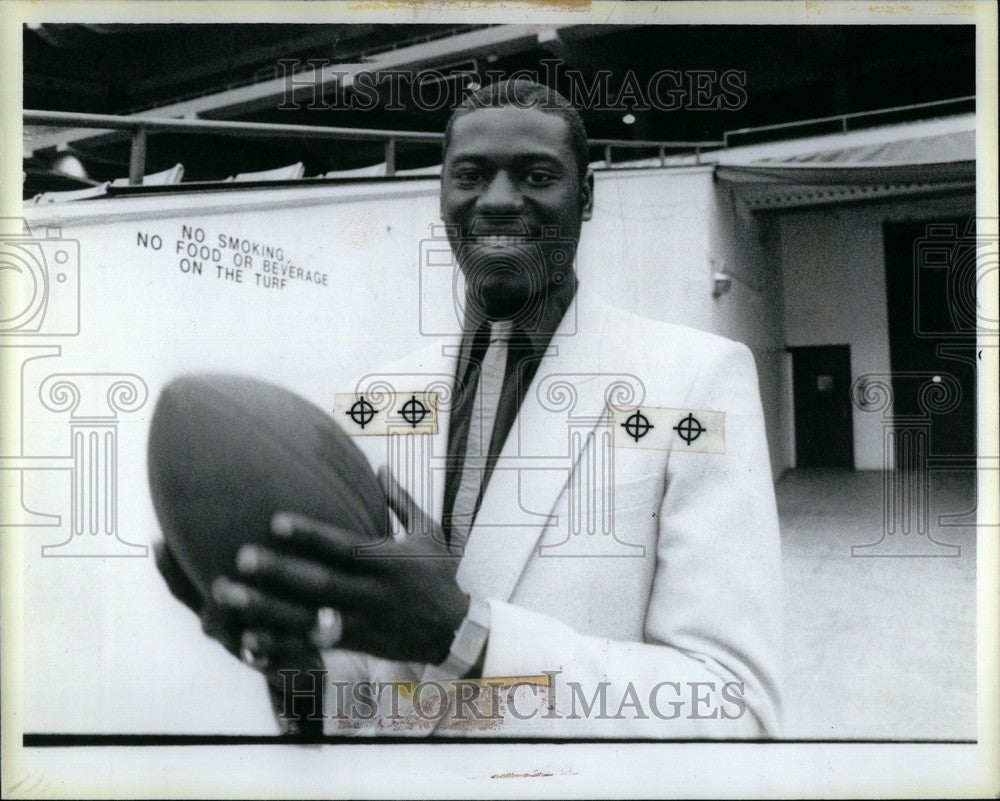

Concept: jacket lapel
[[456, 292, 613, 603]]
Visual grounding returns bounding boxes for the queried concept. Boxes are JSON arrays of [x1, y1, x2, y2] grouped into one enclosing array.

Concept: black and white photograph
[[1, 1, 997, 797]]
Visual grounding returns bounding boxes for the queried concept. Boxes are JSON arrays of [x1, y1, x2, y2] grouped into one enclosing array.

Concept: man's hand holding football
[[215, 467, 471, 666]]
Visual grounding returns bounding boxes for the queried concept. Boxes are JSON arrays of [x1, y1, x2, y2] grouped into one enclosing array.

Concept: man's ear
[[580, 169, 595, 221]]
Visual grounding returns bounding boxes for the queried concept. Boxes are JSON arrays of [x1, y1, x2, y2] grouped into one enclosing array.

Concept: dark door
[[790, 345, 855, 468], [882, 220, 977, 459]]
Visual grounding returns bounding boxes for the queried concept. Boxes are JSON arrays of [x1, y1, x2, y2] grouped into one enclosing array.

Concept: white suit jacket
[[323, 290, 783, 738]]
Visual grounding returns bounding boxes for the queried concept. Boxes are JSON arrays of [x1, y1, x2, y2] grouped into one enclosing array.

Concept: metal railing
[[590, 138, 725, 168], [24, 109, 724, 185], [25, 109, 445, 184], [25, 94, 974, 187], [722, 95, 975, 147]]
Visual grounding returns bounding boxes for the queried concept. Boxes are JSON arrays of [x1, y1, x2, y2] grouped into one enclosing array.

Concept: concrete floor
[[776, 468, 977, 741]]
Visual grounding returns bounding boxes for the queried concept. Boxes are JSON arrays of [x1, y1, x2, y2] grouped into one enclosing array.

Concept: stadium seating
[[110, 163, 185, 187], [227, 162, 305, 182]]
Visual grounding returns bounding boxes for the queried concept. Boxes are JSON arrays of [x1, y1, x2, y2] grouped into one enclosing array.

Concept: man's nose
[[475, 172, 524, 213]]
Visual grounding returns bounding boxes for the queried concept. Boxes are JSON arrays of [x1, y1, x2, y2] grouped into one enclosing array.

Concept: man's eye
[[524, 171, 558, 186], [452, 170, 486, 185]]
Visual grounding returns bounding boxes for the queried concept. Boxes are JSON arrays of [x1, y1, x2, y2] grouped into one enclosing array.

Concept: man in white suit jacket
[[195, 78, 782, 738], [334, 287, 783, 738]]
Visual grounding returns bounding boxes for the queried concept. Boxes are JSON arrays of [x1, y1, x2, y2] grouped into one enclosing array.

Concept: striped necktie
[[449, 320, 512, 548]]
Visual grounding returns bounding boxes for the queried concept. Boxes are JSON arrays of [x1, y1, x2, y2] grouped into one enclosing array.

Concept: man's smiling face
[[440, 105, 594, 322]]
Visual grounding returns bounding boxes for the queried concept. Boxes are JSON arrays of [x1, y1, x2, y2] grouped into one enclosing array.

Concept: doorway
[[882, 219, 977, 459], [790, 344, 855, 468]]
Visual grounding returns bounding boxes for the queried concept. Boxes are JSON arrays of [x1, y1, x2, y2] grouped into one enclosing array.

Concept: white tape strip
[[611, 406, 725, 453], [334, 391, 438, 436]]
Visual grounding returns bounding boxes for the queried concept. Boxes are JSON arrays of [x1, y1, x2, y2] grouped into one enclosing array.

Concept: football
[[147, 373, 389, 597]]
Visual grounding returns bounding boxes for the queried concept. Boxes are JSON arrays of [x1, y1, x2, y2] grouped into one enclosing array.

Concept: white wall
[[776, 193, 975, 470]]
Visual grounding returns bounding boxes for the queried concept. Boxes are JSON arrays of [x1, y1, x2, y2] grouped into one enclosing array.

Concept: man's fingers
[[235, 545, 372, 607], [270, 512, 360, 563], [212, 577, 315, 632], [241, 628, 315, 662], [245, 613, 360, 661]]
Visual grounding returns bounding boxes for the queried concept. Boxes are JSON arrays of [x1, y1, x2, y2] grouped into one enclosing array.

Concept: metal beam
[[26, 110, 719, 149], [25, 110, 444, 143], [590, 137, 725, 149]]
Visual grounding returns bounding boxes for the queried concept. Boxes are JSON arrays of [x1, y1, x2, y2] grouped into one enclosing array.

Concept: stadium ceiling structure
[[23, 23, 975, 189]]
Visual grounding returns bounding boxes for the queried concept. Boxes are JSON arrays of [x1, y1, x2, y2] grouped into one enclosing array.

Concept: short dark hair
[[442, 79, 589, 180]]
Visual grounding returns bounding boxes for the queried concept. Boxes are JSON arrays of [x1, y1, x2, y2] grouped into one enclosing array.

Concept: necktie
[[449, 320, 511, 548]]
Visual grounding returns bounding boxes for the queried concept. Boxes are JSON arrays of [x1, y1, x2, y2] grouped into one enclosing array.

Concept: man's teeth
[[474, 235, 527, 245]]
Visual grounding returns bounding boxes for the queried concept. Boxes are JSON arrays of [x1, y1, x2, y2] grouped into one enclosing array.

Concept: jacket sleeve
[[479, 340, 784, 738]]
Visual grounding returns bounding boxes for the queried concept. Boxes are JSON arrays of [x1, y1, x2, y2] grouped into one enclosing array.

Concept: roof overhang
[[715, 160, 974, 211], [712, 117, 975, 211]]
